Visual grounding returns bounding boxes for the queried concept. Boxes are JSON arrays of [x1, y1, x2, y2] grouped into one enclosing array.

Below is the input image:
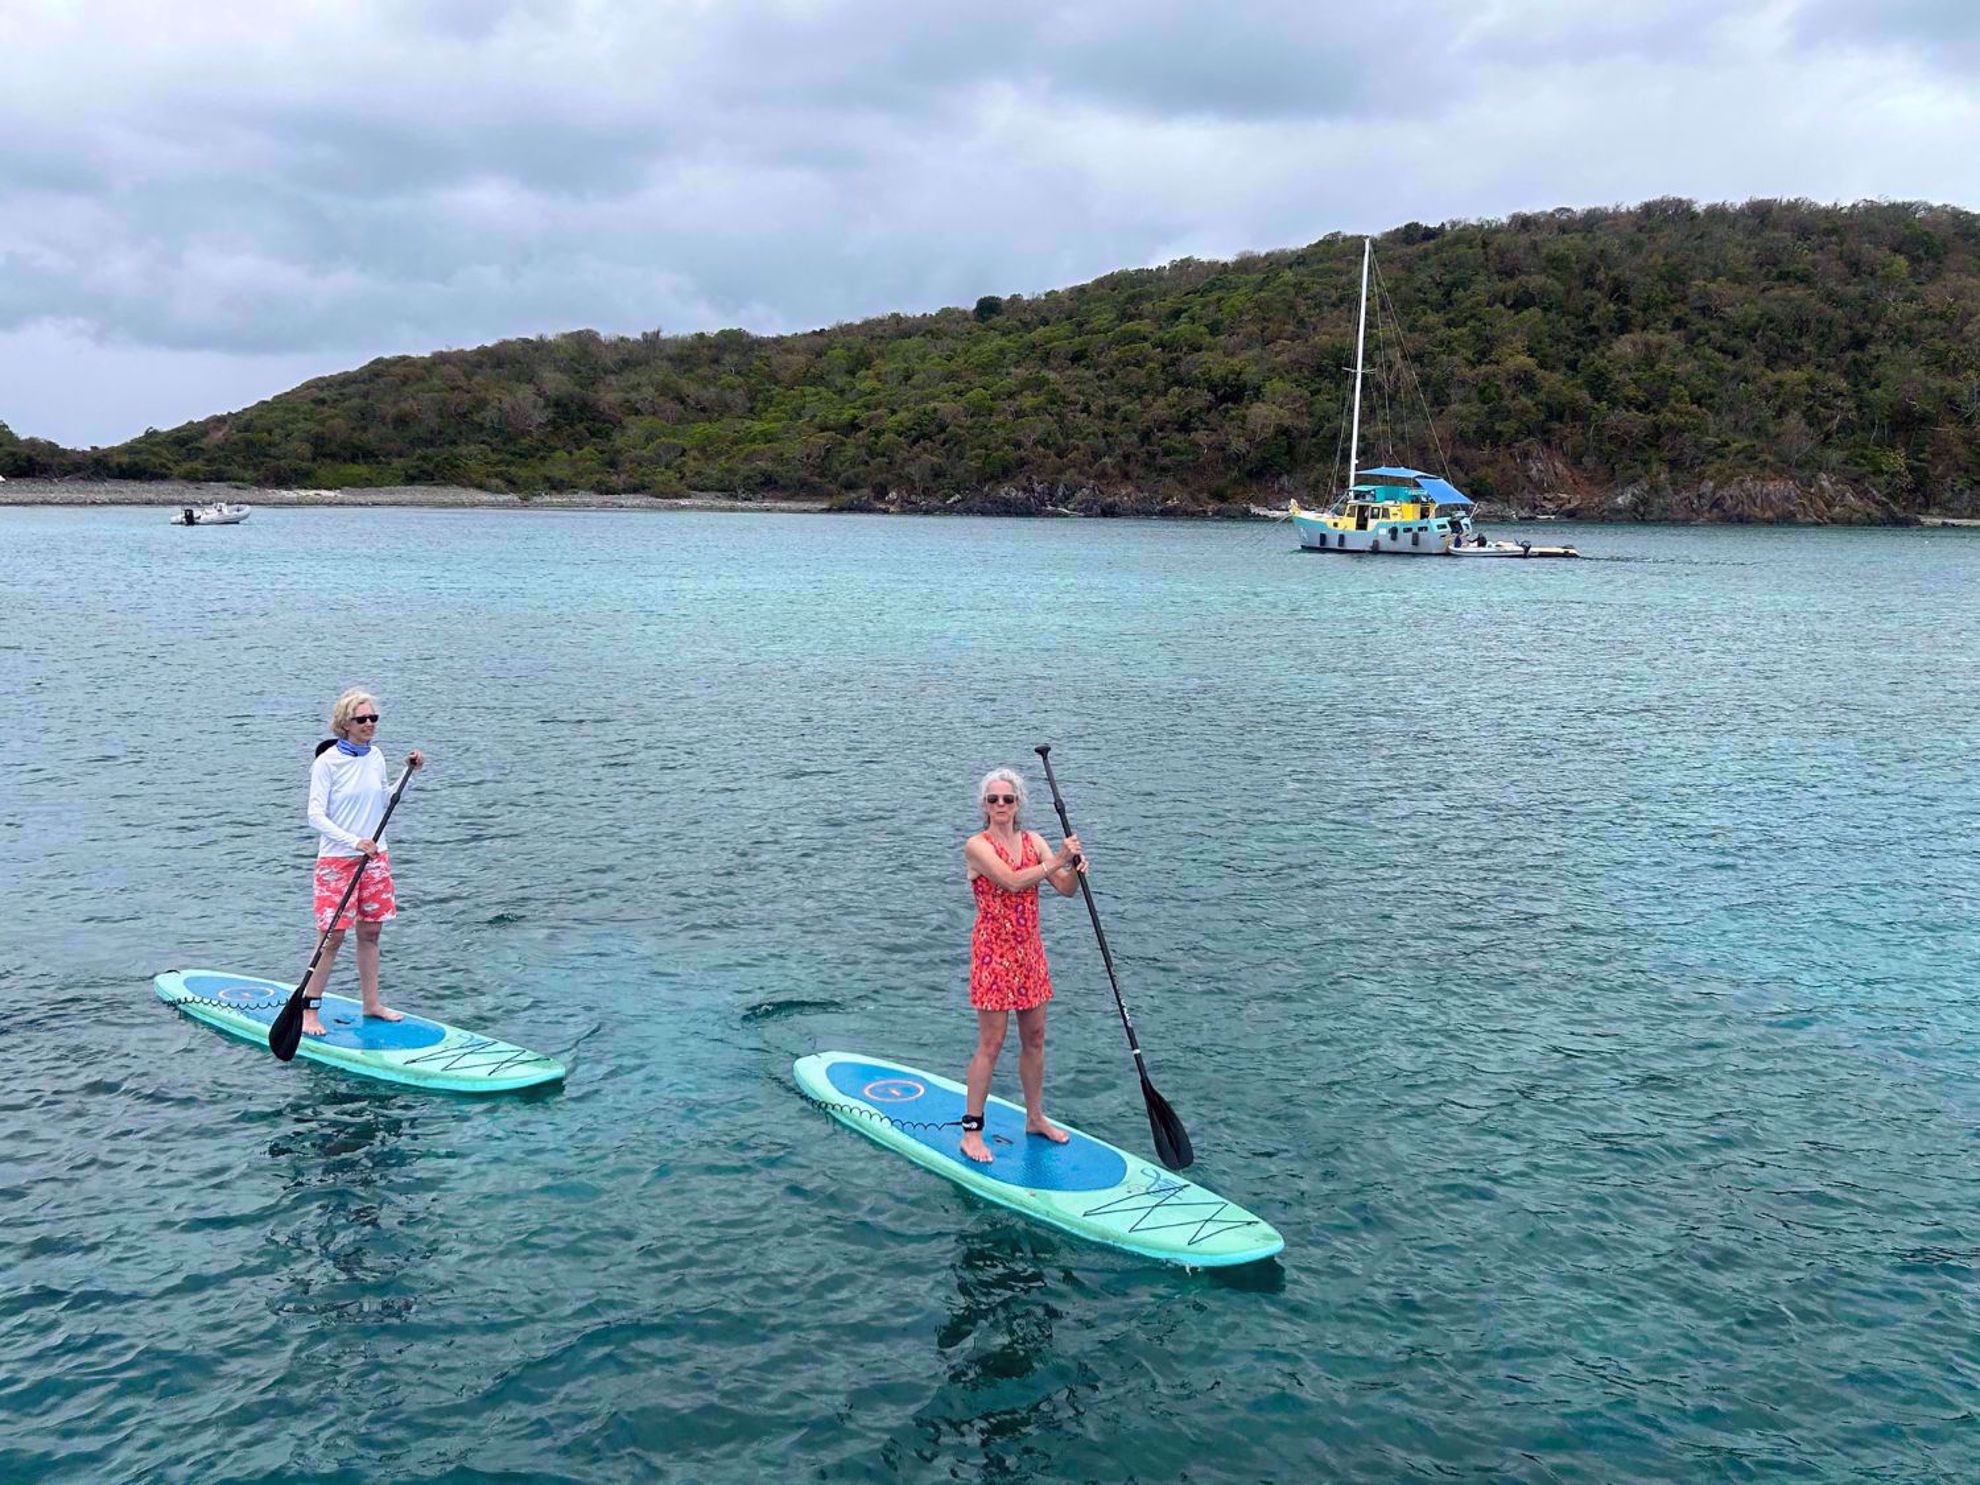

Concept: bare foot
[[362, 1002, 405, 1022], [302, 1010, 328, 1037], [1026, 1116, 1070, 1145], [960, 1129, 993, 1164]]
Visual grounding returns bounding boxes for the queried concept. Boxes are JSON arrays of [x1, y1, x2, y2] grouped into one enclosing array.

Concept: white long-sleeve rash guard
[[308, 747, 392, 859]]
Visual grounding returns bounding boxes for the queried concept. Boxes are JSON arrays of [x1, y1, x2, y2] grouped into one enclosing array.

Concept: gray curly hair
[[976, 766, 1027, 823]]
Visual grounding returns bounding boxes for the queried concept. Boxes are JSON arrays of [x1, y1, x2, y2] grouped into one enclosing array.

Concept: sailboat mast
[[1346, 236, 1370, 494]]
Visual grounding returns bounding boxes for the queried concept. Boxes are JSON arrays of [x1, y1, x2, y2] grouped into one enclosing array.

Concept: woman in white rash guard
[[301, 688, 424, 1037]]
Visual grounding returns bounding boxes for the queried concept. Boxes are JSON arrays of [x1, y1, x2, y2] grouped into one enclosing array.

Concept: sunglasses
[[984, 793, 1018, 806], [351, 714, 380, 724]]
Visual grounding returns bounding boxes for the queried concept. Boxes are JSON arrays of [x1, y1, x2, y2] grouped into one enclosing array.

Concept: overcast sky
[[3, 0, 1977, 448]]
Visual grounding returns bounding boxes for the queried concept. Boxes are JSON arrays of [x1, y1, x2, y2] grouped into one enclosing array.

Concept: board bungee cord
[[794, 1051, 1281, 1268], [156, 970, 567, 1094]]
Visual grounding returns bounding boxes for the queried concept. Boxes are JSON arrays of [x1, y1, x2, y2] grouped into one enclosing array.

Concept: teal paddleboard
[[154, 968, 566, 1094], [794, 1050, 1283, 1268]]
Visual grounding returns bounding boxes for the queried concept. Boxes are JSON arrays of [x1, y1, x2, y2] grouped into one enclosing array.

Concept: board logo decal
[[862, 1077, 925, 1103]]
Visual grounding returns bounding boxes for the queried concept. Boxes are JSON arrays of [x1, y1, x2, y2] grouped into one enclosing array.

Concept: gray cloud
[[1792, 0, 1980, 60], [2, 0, 1978, 446]]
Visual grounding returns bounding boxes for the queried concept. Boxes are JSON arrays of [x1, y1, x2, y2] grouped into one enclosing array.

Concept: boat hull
[[1445, 541, 1579, 558], [171, 504, 251, 526], [1291, 510, 1453, 555]]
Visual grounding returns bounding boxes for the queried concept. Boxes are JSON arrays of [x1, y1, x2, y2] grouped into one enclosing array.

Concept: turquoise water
[[3, 506, 1978, 1482]]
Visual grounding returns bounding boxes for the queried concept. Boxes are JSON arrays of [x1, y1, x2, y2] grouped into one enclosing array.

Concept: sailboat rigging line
[[1328, 243, 1362, 497], [1244, 248, 1362, 547], [1369, 253, 1457, 480], [1374, 326, 1401, 471], [1346, 236, 1371, 488], [1329, 392, 1348, 497]]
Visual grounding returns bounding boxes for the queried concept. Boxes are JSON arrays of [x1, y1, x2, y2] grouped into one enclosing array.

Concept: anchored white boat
[[1447, 533, 1580, 558], [1292, 463, 1479, 555], [170, 502, 251, 526], [1288, 239, 1579, 559]]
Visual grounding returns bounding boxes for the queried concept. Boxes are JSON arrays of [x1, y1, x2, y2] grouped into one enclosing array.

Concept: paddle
[[1034, 744, 1194, 1171], [268, 757, 417, 1062]]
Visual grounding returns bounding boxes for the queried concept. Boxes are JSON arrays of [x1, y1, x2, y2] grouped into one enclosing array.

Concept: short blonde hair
[[329, 688, 379, 739], [976, 766, 1027, 823]]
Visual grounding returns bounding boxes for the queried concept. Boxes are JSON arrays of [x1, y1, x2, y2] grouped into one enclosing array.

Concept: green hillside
[[10, 198, 1979, 517]]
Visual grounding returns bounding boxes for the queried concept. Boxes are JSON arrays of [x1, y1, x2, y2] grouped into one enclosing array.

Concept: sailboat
[[1288, 239, 1577, 559]]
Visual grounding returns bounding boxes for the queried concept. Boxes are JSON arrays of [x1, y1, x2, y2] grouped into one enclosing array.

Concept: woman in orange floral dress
[[959, 766, 1085, 1165]]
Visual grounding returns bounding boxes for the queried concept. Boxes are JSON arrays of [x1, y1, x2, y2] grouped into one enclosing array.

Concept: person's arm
[[965, 832, 1074, 893], [308, 757, 365, 852], [1034, 831, 1084, 896]]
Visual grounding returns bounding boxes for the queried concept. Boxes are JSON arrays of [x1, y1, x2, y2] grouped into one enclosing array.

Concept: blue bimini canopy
[[1416, 476, 1472, 507], [1356, 466, 1474, 506]]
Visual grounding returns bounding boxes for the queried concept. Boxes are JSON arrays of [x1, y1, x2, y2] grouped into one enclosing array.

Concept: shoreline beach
[[3, 477, 1974, 526], [0, 478, 832, 514]]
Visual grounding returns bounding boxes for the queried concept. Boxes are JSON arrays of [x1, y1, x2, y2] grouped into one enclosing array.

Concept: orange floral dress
[[969, 831, 1054, 1012]]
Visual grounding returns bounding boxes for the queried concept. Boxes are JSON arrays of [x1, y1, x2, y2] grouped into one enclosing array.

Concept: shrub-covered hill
[[15, 198, 1980, 518]]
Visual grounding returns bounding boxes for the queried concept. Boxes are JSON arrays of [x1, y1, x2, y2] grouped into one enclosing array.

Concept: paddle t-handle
[[1033, 744, 1193, 1170], [268, 756, 418, 1062]]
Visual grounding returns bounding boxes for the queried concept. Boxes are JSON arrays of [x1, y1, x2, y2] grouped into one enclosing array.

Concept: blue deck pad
[[179, 973, 446, 1050], [825, 1058, 1127, 1192]]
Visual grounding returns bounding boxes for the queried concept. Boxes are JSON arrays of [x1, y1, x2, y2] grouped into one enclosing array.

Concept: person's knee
[[356, 923, 383, 944]]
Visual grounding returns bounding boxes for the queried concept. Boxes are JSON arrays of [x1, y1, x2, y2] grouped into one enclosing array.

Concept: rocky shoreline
[[1, 475, 1972, 525], [0, 479, 831, 513]]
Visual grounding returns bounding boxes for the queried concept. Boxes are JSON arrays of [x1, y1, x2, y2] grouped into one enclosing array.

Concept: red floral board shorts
[[313, 850, 398, 932]]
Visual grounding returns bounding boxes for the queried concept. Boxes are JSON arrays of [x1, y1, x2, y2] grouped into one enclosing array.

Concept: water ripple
[[0, 511, 1976, 1480]]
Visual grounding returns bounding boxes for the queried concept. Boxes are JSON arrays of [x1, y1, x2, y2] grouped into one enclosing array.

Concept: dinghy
[[1446, 535, 1580, 558], [170, 502, 251, 526]]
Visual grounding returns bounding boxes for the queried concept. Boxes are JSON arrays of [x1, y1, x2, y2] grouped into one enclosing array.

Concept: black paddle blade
[[1142, 1078, 1194, 1170], [268, 987, 306, 1062]]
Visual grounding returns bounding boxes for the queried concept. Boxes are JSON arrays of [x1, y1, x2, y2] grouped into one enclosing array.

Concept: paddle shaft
[[270, 758, 415, 1059], [1033, 745, 1191, 1169], [1033, 747, 1152, 1077]]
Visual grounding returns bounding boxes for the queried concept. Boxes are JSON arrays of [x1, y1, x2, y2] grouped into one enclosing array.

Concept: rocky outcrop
[[835, 464, 1928, 525], [831, 477, 1250, 518], [1505, 446, 1603, 517], [1594, 473, 1905, 525], [829, 451, 1940, 525]]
